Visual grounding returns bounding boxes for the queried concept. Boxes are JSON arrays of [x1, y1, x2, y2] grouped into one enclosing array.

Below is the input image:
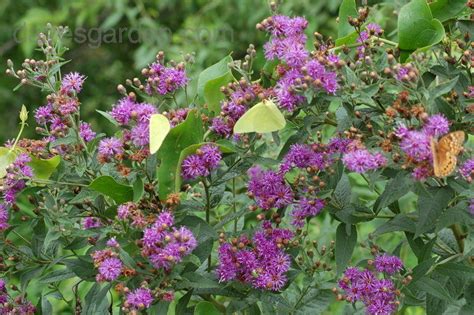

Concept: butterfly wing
[[149, 114, 171, 154], [432, 131, 465, 177], [234, 99, 286, 134], [430, 137, 440, 177], [437, 131, 465, 155]]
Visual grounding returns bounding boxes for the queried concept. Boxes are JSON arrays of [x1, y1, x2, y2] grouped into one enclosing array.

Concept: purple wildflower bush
[[0, 1, 473, 314]]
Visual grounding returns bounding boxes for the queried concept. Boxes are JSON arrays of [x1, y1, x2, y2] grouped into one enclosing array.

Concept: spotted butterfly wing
[[431, 131, 465, 177]]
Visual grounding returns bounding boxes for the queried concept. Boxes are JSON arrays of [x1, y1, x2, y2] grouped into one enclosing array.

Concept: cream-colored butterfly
[[430, 131, 465, 177], [233, 99, 286, 134]]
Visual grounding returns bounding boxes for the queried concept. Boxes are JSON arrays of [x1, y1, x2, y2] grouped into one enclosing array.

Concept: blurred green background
[[0, 0, 344, 144]]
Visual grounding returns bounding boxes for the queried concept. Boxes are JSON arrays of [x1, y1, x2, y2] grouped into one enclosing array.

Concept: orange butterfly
[[430, 131, 465, 177]]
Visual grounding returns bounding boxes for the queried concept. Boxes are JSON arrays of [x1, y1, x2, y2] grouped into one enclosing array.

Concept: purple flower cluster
[[398, 129, 431, 162], [92, 248, 123, 282], [117, 202, 147, 228], [412, 165, 431, 181], [422, 114, 449, 137], [339, 260, 402, 315], [374, 254, 404, 275], [0, 204, 9, 231], [0, 279, 36, 314], [259, 16, 338, 111], [280, 143, 326, 173], [291, 197, 325, 227], [342, 149, 386, 173], [217, 221, 293, 291], [211, 82, 258, 137], [357, 23, 383, 59], [82, 216, 102, 229], [79, 122, 96, 142], [274, 69, 306, 111], [459, 158, 474, 182], [141, 212, 197, 271], [98, 137, 124, 161], [3, 153, 33, 204], [61, 72, 86, 94], [247, 166, 293, 210], [107, 97, 158, 149], [144, 62, 188, 95], [468, 86, 474, 98], [125, 287, 154, 310], [34, 73, 93, 147], [262, 15, 309, 67], [181, 144, 222, 180]]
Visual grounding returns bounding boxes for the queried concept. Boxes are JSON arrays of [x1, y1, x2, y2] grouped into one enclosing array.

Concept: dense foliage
[[0, 0, 473, 314]]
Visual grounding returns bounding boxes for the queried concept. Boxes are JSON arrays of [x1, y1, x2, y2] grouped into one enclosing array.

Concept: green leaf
[[40, 295, 53, 315], [414, 276, 453, 302], [82, 283, 111, 315], [398, 0, 445, 51], [89, 176, 133, 204], [64, 257, 96, 281], [335, 105, 351, 132], [335, 223, 357, 274], [375, 214, 416, 235], [43, 230, 61, 251], [336, 0, 358, 46], [428, 76, 459, 103], [177, 273, 221, 290], [175, 290, 193, 314], [416, 187, 454, 237], [293, 289, 333, 315], [0, 147, 19, 178], [197, 56, 234, 114], [194, 301, 220, 315], [133, 176, 144, 202], [373, 172, 413, 213], [39, 268, 76, 283], [29, 155, 61, 180], [429, 0, 467, 22], [96, 109, 119, 127], [157, 110, 203, 199], [333, 173, 351, 207]]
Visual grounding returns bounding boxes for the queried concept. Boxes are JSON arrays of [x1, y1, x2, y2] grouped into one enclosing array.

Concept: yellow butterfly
[[430, 131, 465, 177]]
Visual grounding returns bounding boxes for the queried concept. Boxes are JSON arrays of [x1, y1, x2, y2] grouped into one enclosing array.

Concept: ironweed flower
[[181, 144, 222, 180], [216, 221, 293, 291]]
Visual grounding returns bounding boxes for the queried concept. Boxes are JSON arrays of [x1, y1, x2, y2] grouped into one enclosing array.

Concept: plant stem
[[450, 224, 465, 253], [374, 36, 398, 46], [10, 120, 27, 152], [232, 178, 237, 233], [33, 178, 88, 187], [203, 180, 212, 272]]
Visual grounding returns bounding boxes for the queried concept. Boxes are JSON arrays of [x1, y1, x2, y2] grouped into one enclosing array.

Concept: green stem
[[373, 36, 398, 47], [10, 121, 26, 152], [33, 178, 88, 187], [69, 114, 89, 156], [232, 178, 237, 233], [450, 224, 465, 253], [329, 42, 364, 53], [203, 180, 212, 272], [361, 173, 381, 195]]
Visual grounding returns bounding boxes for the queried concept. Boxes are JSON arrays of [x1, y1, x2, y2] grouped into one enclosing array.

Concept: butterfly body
[[430, 131, 465, 177]]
